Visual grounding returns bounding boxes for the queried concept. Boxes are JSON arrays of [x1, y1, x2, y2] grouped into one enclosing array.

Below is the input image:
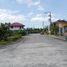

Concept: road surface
[[0, 34, 67, 67]]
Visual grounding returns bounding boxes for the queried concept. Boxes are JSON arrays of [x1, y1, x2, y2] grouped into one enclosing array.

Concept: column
[[48, 25, 51, 34], [62, 27, 64, 35], [59, 27, 61, 35]]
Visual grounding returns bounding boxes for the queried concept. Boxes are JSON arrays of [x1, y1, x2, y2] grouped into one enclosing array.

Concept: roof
[[54, 20, 67, 23], [10, 22, 25, 27]]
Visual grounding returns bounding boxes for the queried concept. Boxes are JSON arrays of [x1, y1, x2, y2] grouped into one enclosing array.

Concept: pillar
[[59, 27, 61, 35], [62, 27, 64, 35], [48, 25, 51, 34]]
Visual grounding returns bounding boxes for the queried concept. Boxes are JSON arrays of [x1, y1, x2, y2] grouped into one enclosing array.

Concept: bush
[[0, 40, 9, 45], [26, 28, 42, 34], [19, 30, 27, 36], [8, 34, 22, 41], [0, 34, 22, 45]]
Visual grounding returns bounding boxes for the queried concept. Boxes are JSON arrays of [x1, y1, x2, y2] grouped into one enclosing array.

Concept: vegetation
[[43, 23, 59, 35], [8, 34, 22, 41], [0, 34, 22, 45], [50, 23, 58, 35], [0, 23, 26, 45], [20, 30, 27, 36], [26, 28, 43, 34], [0, 40, 9, 45], [0, 23, 10, 40]]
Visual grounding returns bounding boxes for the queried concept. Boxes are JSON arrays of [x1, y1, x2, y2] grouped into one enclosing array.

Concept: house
[[10, 22, 25, 30], [53, 20, 67, 36]]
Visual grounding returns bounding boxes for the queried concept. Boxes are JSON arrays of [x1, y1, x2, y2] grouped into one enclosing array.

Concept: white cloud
[[37, 5, 44, 11], [31, 14, 45, 22], [29, 1, 44, 10], [0, 9, 25, 23], [31, 1, 44, 11], [16, 0, 32, 6], [27, 12, 34, 17], [31, 13, 58, 25], [16, 0, 24, 4], [31, 17, 44, 22], [30, 1, 40, 6], [0, 9, 18, 14], [16, 0, 44, 11]]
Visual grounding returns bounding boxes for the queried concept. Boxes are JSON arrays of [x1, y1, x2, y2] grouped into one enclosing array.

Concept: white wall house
[[10, 22, 25, 31]]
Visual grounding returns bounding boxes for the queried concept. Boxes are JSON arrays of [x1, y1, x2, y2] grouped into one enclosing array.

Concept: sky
[[0, 0, 67, 28]]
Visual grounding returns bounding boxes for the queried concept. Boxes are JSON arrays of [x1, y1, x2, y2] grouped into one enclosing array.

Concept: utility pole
[[44, 12, 52, 34], [48, 12, 51, 34]]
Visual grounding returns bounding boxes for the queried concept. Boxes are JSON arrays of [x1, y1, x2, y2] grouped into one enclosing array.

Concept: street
[[0, 34, 67, 67]]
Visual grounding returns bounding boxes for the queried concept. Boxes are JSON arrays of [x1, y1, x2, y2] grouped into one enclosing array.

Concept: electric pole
[[44, 12, 52, 34], [48, 12, 51, 34]]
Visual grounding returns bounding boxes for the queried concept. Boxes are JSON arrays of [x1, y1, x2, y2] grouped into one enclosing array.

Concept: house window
[[11, 26, 13, 28], [20, 26, 22, 29]]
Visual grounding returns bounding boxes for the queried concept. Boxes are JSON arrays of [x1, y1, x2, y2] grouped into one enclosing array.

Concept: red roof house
[[10, 22, 25, 30]]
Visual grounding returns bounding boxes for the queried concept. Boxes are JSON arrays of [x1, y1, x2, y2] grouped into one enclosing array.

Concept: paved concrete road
[[0, 34, 67, 67]]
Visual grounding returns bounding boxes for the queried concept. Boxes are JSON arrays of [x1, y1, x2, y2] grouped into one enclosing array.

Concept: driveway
[[0, 34, 67, 67]]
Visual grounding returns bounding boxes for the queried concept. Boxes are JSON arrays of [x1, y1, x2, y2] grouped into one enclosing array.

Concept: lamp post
[[44, 12, 51, 34]]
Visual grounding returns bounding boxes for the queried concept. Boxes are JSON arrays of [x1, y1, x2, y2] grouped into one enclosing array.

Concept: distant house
[[53, 20, 67, 36], [10, 22, 25, 30]]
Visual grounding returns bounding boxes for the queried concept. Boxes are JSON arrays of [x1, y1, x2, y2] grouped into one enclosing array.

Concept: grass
[[0, 40, 10, 45], [0, 34, 22, 45]]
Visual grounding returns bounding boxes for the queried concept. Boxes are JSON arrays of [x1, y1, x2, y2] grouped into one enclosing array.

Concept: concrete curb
[[47, 35, 67, 41]]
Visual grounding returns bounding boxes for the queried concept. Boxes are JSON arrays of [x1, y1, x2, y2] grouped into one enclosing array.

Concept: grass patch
[[0, 34, 22, 45], [0, 40, 9, 45], [8, 34, 22, 41]]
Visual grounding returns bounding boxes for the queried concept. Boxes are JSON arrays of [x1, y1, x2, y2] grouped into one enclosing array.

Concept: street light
[[44, 12, 52, 34]]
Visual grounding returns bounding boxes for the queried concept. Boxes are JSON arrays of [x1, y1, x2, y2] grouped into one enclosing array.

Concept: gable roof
[[54, 20, 67, 23], [10, 22, 25, 27]]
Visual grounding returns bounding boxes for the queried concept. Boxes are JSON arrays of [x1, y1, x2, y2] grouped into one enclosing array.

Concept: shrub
[[8, 34, 22, 41], [19, 30, 27, 36], [0, 34, 22, 45], [0, 40, 9, 45]]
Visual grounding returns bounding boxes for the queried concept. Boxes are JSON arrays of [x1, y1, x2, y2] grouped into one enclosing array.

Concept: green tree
[[0, 23, 11, 40], [51, 23, 58, 35]]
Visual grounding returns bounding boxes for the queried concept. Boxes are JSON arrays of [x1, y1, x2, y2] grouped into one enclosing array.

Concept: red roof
[[10, 22, 25, 27]]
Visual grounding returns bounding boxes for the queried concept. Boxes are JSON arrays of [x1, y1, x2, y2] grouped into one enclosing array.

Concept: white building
[[10, 22, 25, 30]]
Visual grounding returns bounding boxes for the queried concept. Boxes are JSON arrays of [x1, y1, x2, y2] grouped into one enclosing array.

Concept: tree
[[0, 23, 12, 40], [51, 23, 58, 35]]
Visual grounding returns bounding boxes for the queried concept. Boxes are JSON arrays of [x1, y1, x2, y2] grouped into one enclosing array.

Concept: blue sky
[[0, 0, 67, 28]]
